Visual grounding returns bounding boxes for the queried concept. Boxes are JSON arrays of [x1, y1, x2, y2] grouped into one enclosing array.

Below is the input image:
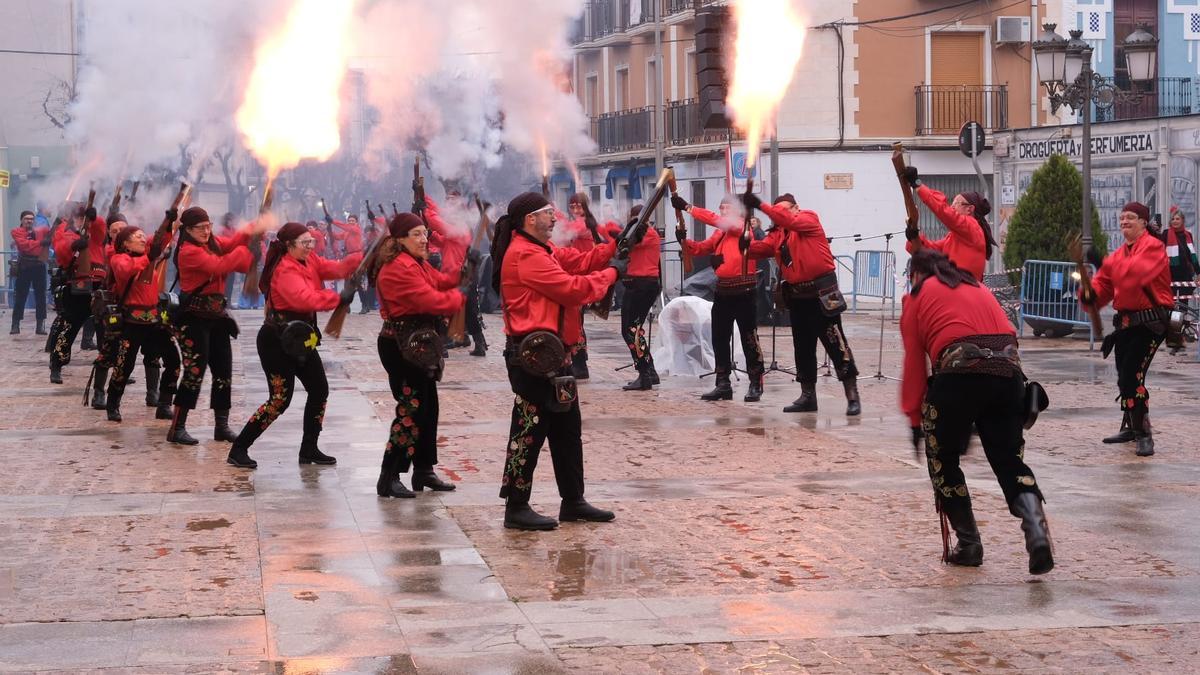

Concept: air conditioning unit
[[996, 16, 1031, 44]]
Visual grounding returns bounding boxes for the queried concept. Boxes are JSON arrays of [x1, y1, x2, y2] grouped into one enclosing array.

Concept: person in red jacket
[[47, 203, 107, 385], [750, 193, 861, 415], [101, 224, 182, 423], [901, 167, 995, 281], [358, 215, 384, 313], [168, 206, 268, 446], [372, 213, 468, 497], [600, 204, 662, 390], [901, 248, 1053, 575], [223, 222, 363, 469], [671, 194, 776, 402], [10, 210, 50, 335], [1081, 201, 1173, 457], [490, 192, 621, 531], [558, 193, 611, 378]]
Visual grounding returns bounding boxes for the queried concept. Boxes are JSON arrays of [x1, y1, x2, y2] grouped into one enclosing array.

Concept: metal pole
[[653, 0, 665, 227], [1081, 47, 1093, 250]]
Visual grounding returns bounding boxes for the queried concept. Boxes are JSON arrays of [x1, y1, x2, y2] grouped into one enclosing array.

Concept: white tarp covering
[[651, 295, 744, 377]]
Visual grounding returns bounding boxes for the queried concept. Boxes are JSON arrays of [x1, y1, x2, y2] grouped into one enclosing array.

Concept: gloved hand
[[338, 283, 357, 306], [670, 194, 689, 212], [1085, 246, 1104, 271], [70, 237, 89, 252], [911, 426, 925, 451], [165, 208, 179, 224], [324, 214, 334, 226], [85, 206, 98, 221], [608, 254, 630, 277], [466, 247, 482, 265], [903, 166, 921, 188], [675, 227, 687, 244], [742, 192, 762, 212], [905, 224, 920, 242], [739, 227, 753, 252]]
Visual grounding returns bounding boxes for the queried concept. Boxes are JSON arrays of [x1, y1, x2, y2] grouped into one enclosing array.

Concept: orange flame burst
[[727, 0, 807, 169], [236, 0, 356, 183], [538, 138, 550, 179]]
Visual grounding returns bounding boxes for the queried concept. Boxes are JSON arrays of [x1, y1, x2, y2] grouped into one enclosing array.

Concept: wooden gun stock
[[594, 169, 673, 320], [127, 180, 140, 204], [242, 187, 274, 297], [324, 231, 386, 339], [1068, 235, 1105, 338], [106, 184, 123, 224], [138, 182, 189, 286], [892, 142, 920, 249], [667, 172, 692, 276], [71, 187, 98, 292]]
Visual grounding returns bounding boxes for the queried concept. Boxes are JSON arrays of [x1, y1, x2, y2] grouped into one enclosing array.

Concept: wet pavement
[[1, 308, 1198, 673]]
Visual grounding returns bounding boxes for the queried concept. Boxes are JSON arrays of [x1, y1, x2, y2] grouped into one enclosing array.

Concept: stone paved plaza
[[1, 308, 1198, 673]]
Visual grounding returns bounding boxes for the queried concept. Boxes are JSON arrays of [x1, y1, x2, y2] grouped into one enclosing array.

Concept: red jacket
[[109, 253, 162, 308], [757, 203, 835, 283], [178, 231, 252, 295], [12, 226, 49, 259], [1090, 231, 1173, 311], [331, 220, 364, 253], [268, 252, 362, 313], [52, 216, 107, 280], [900, 277, 1016, 426], [683, 207, 775, 279], [501, 231, 616, 346], [601, 222, 660, 278], [307, 228, 328, 258], [377, 250, 464, 319], [908, 186, 987, 281]]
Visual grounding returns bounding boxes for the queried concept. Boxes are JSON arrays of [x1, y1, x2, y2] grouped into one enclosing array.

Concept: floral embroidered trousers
[[711, 289, 764, 379], [377, 334, 439, 476], [232, 324, 329, 452], [620, 277, 660, 375], [174, 314, 236, 410], [107, 321, 180, 406], [48, 289, 92, 368], [498, 356, 585, 503], [922, 372, 1042, 515], [786, 295, 858, 383], [1112, 325, 1164, 433]]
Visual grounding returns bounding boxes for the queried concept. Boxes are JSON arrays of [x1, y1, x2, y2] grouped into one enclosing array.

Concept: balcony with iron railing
[[588, 99, 737, 155], [914, 84, 1009, 136], [1092, 77, 1193, 123], [572, 0, 724, 44]]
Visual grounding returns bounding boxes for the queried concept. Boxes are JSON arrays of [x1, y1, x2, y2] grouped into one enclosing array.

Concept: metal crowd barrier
[[850, 249, 898, 317], [1019, 259, 1096, 350]]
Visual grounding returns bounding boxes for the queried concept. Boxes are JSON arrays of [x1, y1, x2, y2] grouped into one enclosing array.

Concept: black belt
[[934, 334, 1021, 377]]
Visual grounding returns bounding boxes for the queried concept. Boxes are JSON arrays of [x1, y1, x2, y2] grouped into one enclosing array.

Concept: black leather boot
[[412, 467, 456, 491], [90, 367, 109, 410], [155, 402, 173, 420], [1102, 412, 1135, 443], [144, 364, 160, 407], [622, 371, 652, 391], [1135, 431, 1155, 457], [298, 436, 337, 465], [744, 373, 764, 402], [226, 445, 258, 469], [700, 372, 733, 401], [35, 320, 47, 335], [105, 388, 123, 422], [376, 454, 415, 497], [843, 379, 861, 416], [559, 498, 615, 523], [940, 498, 984, 566], [1012, 492, 1054, 575], [647, 363, 660, 385], [9, 318, 18, 335], [50, 363, 63, 384], [469, 330, 487, 357], [213, 409, 239, 442], [783, 380, 817, 412], [504, 498, 558, 530], [167, 406, 199, 445]]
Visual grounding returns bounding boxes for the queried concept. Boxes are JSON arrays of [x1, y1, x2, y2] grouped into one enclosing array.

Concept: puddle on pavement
[[186, 518, 232, 531], [545, 543, 655, 600]]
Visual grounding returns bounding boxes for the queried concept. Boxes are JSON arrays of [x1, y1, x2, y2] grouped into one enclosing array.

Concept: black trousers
[[464, 281, 484, 338], [787, 296, 858, 383], [923, 373, 1042, 513], [108, 322, 180, 405], [13, 263, 47, 324], [174, 314, 236, 410], [499, 353, 584, 502], [232, 324, 328, 450], [1113, 325, 1165, 431], [49, 289, 93, 368], [621, 277, 659, 374], [711, 289, 764, 377], [377, 334, 440, 475]]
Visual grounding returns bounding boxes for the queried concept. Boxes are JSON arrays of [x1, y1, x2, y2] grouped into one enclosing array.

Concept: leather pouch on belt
[[548, 375, 577, 413]]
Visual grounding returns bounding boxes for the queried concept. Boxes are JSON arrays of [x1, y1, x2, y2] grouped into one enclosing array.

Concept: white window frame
[[924, 24, 994, 128], [585, 73, 600, 118], [684, 48, 696, 100], [615, 65, 630, 111]]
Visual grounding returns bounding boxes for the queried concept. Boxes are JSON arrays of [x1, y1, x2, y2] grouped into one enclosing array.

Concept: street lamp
[[1032, 23, 1159, 248]]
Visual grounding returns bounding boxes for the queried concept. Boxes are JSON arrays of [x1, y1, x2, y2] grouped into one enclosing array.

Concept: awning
[[548, 168, 575, 195], [604, 166, 632, 200]]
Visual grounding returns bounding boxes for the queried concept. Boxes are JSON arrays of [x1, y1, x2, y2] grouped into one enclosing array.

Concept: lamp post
[[1032, 23, 1159, 249]]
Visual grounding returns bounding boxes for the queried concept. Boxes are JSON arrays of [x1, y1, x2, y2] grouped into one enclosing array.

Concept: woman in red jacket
[[1082, 201, 1174, 457], [901, 248, 1052, 575], [102, 225, 181, 422], [169, 206, 265, 446], [902, 167, 995, 281], [224, 222, 362, 469], [373, 213, 468, 497], [670, 194, 775, 402], [600, 204, 662, 391], [48, 204, 106, 385]]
